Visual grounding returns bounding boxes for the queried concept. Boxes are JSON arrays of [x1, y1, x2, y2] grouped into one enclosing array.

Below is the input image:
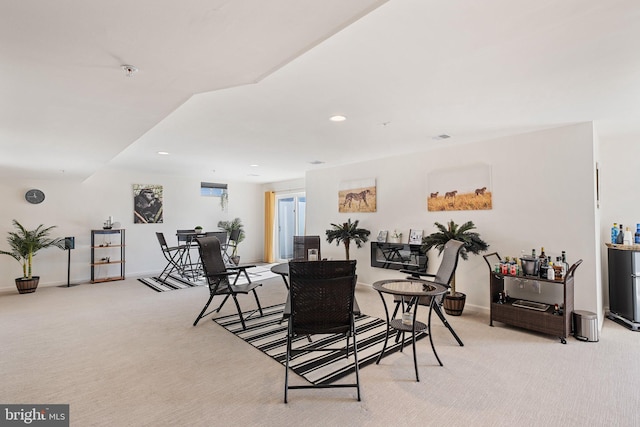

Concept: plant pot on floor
[[15, 276, 40, 294], [231, 256, 240, 265], [443, 292, 466, 316]]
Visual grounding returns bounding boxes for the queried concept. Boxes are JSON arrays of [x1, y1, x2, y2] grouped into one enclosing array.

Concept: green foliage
[[0, 220, 66, 278], [217, 217, 245, 257], [421, 220, 489, 294], [325, 218, 371, 260]]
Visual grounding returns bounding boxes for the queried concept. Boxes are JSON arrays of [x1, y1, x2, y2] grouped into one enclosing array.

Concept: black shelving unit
[[91, 229, 125, 283]]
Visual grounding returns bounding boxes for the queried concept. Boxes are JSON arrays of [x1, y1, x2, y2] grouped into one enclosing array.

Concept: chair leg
[[433, 303, 464, 346], [193, 293, 215, 326], [252, 289, 263, 316], [352, 319, 361, 401], [231, 295, 247, 330], [284, 328, 292, 403]]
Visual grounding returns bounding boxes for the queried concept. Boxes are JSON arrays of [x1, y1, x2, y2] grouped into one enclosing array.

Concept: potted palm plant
[[421, 220, 489, 315], [325, 218, 371, 260], [0, 220, 66, 294], [217, 217, 245, 264]]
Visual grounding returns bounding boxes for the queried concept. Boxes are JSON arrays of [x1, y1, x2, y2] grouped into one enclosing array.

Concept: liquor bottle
[[561, 251, 569, 276], [624, 227, 632, 245], [635, 224, 640, 245], [612, 223, 619, 244], [531, 248, 536, 258], [547, 260, 555, 280], [616, 224, 624, 244], [539, 248, 548, 279]]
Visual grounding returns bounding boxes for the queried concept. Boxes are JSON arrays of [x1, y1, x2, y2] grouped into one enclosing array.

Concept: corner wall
[[305, 123, 602, 321]]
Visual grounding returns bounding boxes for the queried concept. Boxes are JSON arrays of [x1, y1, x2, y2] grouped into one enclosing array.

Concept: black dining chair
[[284, 260, 360, 403], [394, 239, 466, 346], [193, 236, 263, 329]]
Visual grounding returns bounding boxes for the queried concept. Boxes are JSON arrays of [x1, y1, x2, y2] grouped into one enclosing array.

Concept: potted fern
[[421, 220, 489, 315], [0, 220, 66, 294], [325, 218, 371, 260]]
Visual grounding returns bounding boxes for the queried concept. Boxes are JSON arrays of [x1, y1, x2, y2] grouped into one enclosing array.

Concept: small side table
[[373, 279, 447, 381]]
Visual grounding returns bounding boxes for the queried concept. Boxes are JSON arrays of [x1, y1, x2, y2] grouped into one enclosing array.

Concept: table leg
[[375, 291, 391, 365], [428, 297, 443, 367]]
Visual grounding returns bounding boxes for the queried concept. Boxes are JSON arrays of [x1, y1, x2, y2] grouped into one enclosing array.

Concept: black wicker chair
[[193, 236, 263, 329], [292, 235, 322, 260], [284, 260, 360, 403], [394, 239, 465, 346]]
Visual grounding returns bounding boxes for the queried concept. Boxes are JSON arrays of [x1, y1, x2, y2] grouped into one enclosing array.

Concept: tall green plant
[[421, 220, 489, 294], [0, 220, 66, 279], [217, 217, 245, 257], [325, 218, 370, 260]]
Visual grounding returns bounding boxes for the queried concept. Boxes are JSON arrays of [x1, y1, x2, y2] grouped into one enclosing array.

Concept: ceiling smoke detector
[[121, 65, 138, 77]]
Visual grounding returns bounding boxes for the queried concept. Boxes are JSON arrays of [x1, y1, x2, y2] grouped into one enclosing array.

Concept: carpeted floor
[[1, 275, 639, 426]]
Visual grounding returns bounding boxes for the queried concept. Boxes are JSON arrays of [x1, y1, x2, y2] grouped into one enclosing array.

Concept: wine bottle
[[616, 224, 624, 244], [539, 248, 548, 279]]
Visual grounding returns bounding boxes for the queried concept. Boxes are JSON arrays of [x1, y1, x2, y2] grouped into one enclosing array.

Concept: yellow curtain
[[264, 191, 275, 262]]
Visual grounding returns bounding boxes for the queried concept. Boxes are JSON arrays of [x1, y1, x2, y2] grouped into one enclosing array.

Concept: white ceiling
[[2, 0, 640, 183]]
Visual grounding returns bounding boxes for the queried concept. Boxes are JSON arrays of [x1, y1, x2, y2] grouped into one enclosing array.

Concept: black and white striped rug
[[214, 303, 427, 385], [138, 264, 279, 292]]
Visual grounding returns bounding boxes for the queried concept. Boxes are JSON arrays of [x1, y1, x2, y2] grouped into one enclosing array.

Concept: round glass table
[[372, 279, 447, 381]]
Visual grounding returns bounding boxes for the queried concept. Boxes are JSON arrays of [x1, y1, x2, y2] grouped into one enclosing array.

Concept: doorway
[[276, 192, 306, 261]]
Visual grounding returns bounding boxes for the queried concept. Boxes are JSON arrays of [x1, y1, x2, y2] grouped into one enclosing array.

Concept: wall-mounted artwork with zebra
[[427, 164, 492, 211], [338, 178, 377, 213]]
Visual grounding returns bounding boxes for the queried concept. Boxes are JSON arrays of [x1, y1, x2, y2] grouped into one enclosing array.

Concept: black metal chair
[[193, 236, 263, 329], [292, 235, 322, 260], [221, 228, 241, 265], [156, 232, 185, 284], [177, 229, 201, 278], [284, 260, 360, 403], [393, 239, 466, 346]]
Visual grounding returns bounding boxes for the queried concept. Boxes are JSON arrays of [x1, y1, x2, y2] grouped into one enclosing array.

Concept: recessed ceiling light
[[329, 115, 346, 122], [121, 65, 138, 77], [309, 160, 325, 165], [250, 164, 259, 167], [157, 151, 169, 155]]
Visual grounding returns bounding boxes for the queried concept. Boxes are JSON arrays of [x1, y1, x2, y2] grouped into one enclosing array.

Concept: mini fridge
[[607, 246, 640, 330]]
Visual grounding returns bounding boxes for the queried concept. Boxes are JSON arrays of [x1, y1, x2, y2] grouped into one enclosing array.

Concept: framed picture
[[338, 178, 377, 213], [408, 229, 423, 244], [377, 230, 388, 243]]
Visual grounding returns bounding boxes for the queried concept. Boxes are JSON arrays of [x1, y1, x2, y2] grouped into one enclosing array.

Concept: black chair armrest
[[400, 269, 435, 278], [227, 263, 256, 271], [204, 271, 236, 279]]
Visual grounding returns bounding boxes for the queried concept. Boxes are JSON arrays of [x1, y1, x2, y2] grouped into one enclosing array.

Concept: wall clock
[[25, 189, 45, 204]]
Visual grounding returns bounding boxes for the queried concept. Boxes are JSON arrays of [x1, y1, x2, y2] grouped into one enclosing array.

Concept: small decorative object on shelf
[[377, 230, 388, 243], [389, 230, 402, 243], [103, 216, 114, 229]]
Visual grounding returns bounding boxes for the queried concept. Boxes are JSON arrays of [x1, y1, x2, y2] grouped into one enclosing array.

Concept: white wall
[[0, 168, 264, 291], [305, 123, 602, 322]]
